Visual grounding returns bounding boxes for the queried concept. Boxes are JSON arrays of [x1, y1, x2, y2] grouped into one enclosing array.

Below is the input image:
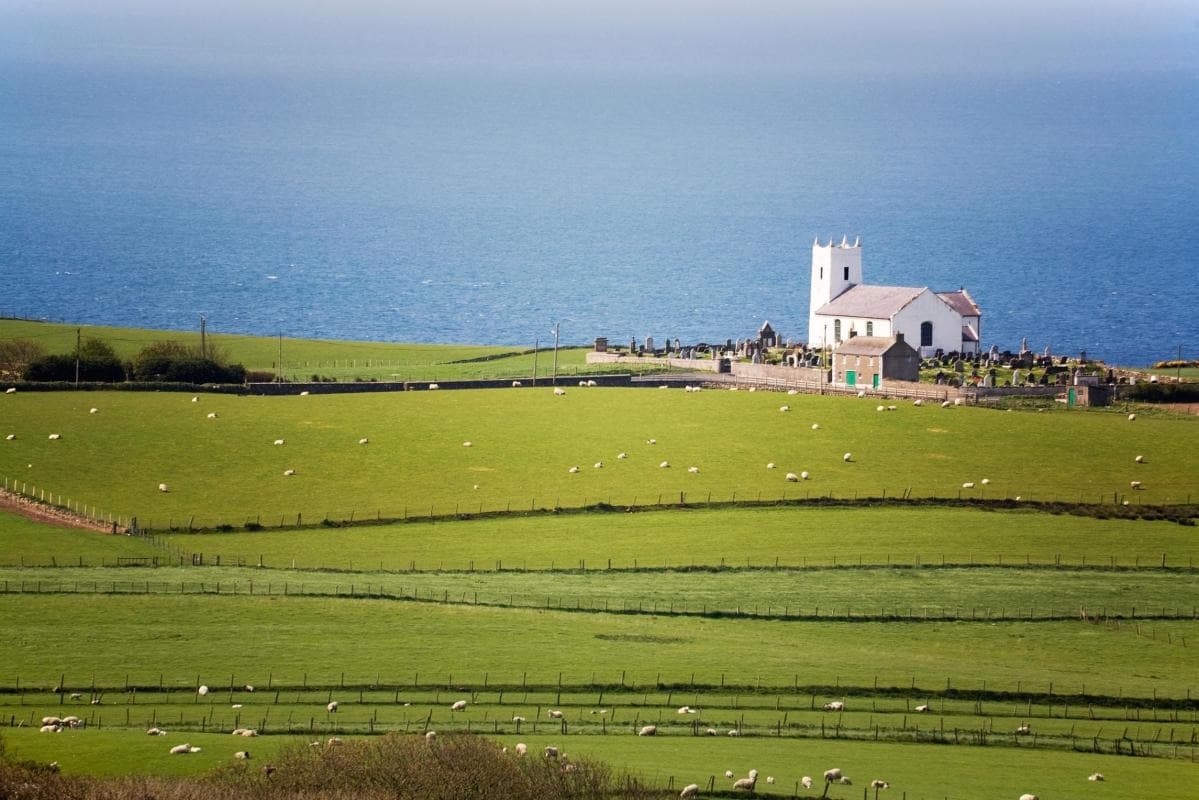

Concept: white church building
[[807, 236, 981, 357]]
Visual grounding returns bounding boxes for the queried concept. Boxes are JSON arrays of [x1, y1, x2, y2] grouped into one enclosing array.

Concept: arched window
[[920, 321, 933, 347], [866, 321, 873, 336], [833, 319, 841, 342]]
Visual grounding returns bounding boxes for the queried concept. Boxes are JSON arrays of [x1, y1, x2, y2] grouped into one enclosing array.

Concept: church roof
[[937, 289, 981, 318], [833, 336, 914, 357], [814, 284, 925, 319]]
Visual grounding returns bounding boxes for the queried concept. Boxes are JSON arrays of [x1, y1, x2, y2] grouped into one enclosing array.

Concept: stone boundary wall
[[585, 352, 720, 372]]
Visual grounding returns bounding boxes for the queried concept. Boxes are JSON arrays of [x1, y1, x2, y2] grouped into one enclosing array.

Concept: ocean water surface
[[0, 64, 1195, 364]]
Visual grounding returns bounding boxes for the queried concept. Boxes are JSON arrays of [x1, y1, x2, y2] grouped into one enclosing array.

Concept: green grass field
[[2, 389, 1195, 529]]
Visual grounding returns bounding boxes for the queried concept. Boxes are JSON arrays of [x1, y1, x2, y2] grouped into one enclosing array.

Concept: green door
[[1067, 388, 1076, 408], [872, 373, 880, 389], [846, 370, 856, 386]]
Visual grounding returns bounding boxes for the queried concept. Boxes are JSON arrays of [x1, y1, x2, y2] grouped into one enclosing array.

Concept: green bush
[[23, 353, 125, 382], [1126, 382, 1199, 403]]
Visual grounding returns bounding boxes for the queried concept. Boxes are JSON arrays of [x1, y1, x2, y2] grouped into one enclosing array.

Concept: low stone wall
[[585, 352, 720, 372]]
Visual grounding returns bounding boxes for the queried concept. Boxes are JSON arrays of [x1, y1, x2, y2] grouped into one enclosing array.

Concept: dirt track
[[0, 486, 113, 532]]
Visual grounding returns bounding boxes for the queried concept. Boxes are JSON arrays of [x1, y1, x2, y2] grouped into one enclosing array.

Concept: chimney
[[895, 333, 905, 344]]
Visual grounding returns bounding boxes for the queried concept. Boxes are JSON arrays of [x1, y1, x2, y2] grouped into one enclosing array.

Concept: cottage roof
[[833, 336, 911, 357], [937, 289, 981, 318], [814, 284, 925, 319]]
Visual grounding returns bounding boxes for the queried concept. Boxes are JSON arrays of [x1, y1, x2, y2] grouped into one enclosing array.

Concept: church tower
[[807, 235, 862, 347]]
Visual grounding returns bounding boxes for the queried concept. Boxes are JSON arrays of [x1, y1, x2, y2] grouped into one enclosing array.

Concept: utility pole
[[74, 328, 80, 388], [551, 321, 561, 386], [199, 315, 207, 360], [532, 337, 539, 386], [277, 332, 283, 383]]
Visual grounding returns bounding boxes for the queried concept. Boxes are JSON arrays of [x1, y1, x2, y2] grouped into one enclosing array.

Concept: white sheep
[[429, 383, 440, 390], [158, 483, 169, 493], [4, 434, 13, 440], [811, 423, 820, 430], [877, 405, 886, 412], [747, 387, 756, 392], [1015, 723, 1031, 735], [512, 716, 526, 722], [1018, 794, 1039, 800], [843, 452, 852, 462], [283, 469, 295, 476], [62, 716, 81, 728], [870, 779, 889, 789], [659, 461, 670, 468], [1127, 413, 1136, 421], [1130, 480, 1142, 489], [687, 466, 699, 473], [779, 405, 790, 412], [5, 387, 16, 394], [706, 728, 718, 736], [424, 731, 436, 743], [451, 700, 467, 711], [48, 433, 61, 440], [274, 438, 285, 446], [962, 482, 975, 489], [887, 405, 897, 411], [840, 777, 853, 785], [680, 783, 699, 799], [235, 751, 251, 760], [788, 389, 799, 395], [358, 438, 369, 445], [785, 472, 799, 482], [169, 743, 192, 754], [568, 466, 579, 474], [198, 685, 209, 696], [981, 478, 991, 485], [326, 701, 338, 712], [766, 462, 775, 469], [147, 727, 167, 736], [515, 742, 527, 756], [726, 729, 740, 737], [89, 407, 98, 414], [638, 725, 657, 736], [543, 745, 559, 757], [547, 709, 564, 719], [594, 462, 603, 469], [617, 452, 627, 459], [953, 398, 963, 406], [914, 704, 929, 713], [579, 380, 587, 387], [677, 706, 696, 714], [823, 701, 845, 711], [587, 380, 598, 387], [766, 776, 775, 784], [857, 390, 866, 398], [328, 737, 344, 745], [40, 724, 61, 733], [823, 768, 843, 783], [913, 398, 923, 406], [1134, 455, 1144, 463], [801, 470, 810, 480], [732, 770, 758, 791], [646, 438, 656, 444], [553, 388, 566, 396], [191, 396, 199, 402], [512, 381, 522, 387], [1087, 773, 1104, 782], [941, 401, 951, 408], [299, 391, 310, 396], [231, 703, 243, 709], [207, 412, 218, 419], [41, 716, 63, 726], [801, 777, 813, 789], [724, 770, 734, 779]]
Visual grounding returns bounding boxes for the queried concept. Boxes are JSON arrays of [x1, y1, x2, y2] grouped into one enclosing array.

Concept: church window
[[866, 321, 873, 336], [843, 267, 849, 281], [920, 321, 933, 347], [833, 319, 841, 341]]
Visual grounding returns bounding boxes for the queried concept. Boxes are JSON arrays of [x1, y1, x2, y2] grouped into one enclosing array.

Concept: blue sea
[[0, 63, 1195, 365]]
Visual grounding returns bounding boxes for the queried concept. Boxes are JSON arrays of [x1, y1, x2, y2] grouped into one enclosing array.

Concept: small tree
[[0, 339, 45, 379]]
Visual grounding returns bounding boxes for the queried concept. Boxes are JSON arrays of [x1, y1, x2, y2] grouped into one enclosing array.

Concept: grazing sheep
[[5, 387, 16, 393], [326, 701, 338, 712], [1134, 455, 1144, 463], [198, 685, 209, 696], [158, 483, 169, 493], [617, 452, 628, 459], [579, 380, 587, 387], [235, 751, 251, 760], [594, 462, 603, 469], [680, 783, 700, 799], [358, 438, 369, 445], [424, 731, 436, 743], [428, 384, 440, 390], [273, 439, 285, 446], [1018, 795, 1039, 800], [512, 716, 526, 722], [638, 725, 657, 736], [40, 724, 61, 733], [766, 776, 775, 784], [451, 700, 467, 711], [687, 466, 699, 473], [800, 470, 810, 480], [843, 452, 852, 462], [568, 466, 579, 474], [1128, 413, 1136, 421], [512, 381, 522, 387], [231, 703, 243, 709], [677, 706, 696, 714], [981, 478, 991, 485], [462, 441, 473, 448], [913, 399, 923, 406], [41, 717, 63, 726], [788, 389, 799, 395], [547, 709, 564, 719], [515, 743, 528, 756], [870, 779, 889, 789], [811, 423, 820, 430], [147, 727, 167, 735], [587, 380, 598, 387], [1130, 480, 1142, 489], [48, 433, 61, 440], [327, 737, 343, 746], [953, 398, 963, 406], [877, 405, 886, 412], [748, 387, 756, 392], [1015, 723, 1031, 735], [89, 407, 98, 414], [544, 746, 559, 758], [4, 434, 13, 440], [941, 401, 951, 408], [857, 390, 866, 398], [659, 460, 670, 468], [553, 388, 566, 396], [823, 769, 843, 783], [69, 692, 82, 700], [839, 777, 853, 785], [785, 472, 799, 482], [914, 704, 929, 713], [299, 391, 310, 396], [1087, 773, 1104, 782], [887, 405, 897, 411], [283, 469, 295, 476], [732, 769, 758, 791], [724, 770, 734, 779], [962, 482, 975, 489], [766, 462, 775, 469], [823, 701, 845, 712], [169, 744, 192, 754], [779, 405, 790, 412], [801, 776, 813, 789], [726, 729, 740, 737], [646, 438, 656, 444], [706, 728, 718, 736]]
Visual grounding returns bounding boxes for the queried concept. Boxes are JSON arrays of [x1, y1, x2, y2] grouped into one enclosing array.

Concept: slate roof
[[814, 284, 926, 319], [937, 289, 981, 318], [833, 336, 912, 357]]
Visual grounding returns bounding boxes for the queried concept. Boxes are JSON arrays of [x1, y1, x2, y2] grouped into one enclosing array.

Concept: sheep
[[617, 452, 628, 459], [158, 483, 169, 493], [823, 768, 843, 783], [146, 727, 167, 735], [913, 398, 923, 406], [512, 715, 526, 722], [299, 391, 310, 396], [726, 729, 740, 737], [1128, 413, 1136, 421], [766, 462, 775, 469], [724, 770, 734, 779], [451, 700, 467, 711], [235, 751, 251, 760], [1015, 723, 1031, 735], [766, 776, 775, 784], [169, 743, 192, 754], [4, 434, 13, 440], [823, 701, 845, 711], [981, 478, 991, 485], [953, 398, 963, 406], [747, 387, 756, 392], [327, 737, 343, 746], [914, 704, 930, 713], [659, 460, 670, 468], [811, 423, 820, 430], [579, 380, 587, 387], [5, 387, 15, 394], [69, 692, 82, 700], [680, 783, 700, 799], [877, 405, 886, 412], [463, 441, 472, 447], [646, 438, 657, 444], [801, 776, 813, 789], [839, 777, 853, 785], [207, 412, 219, 419], [89, 407, 98, 414], [1134, 455, 1144, 463], [48, 433, 61, 440], [198, 685, 209, 696], [677, 706, 696, 714], [553, 388, 566, 396], [547, 709, 564, 719], [1130, 480, 1142, 489], [779, 405, 790, 412], [511, 380, 523, 387], [1087, 773, 1104, 782], [594, 462, 603, 469], [687, 466, 699, 473], [41, 717, 63, 726], [1018, 795, 1039, 800], [273, 438, 285, 446], [732, 769, 758, 791], [788, 389, 799, 395], [568, 466, 579, 474], [870, 779, 889, 789], [283, 469, 295, 476], [941, 401, 951, 408], [544, 746, 559, 758], [705, 728, 718, 736], [326, 701, 338, 712], [638, 725, 657, 736], [358, 438, 369, 445], [515, 742, 528, 756], [785, 472, 799, 482], [424, 731, 437, 743], [587, 380, 598, 387], [887, 405, 897, 411], [962, 481, 975, 489], [843, 452, 852, 462], [428, 383, 440, 390], [231, 703, 243, 709], [800, 470, 810, 480], [40, 724, 61, 733], [857, 390, 866, 398]]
